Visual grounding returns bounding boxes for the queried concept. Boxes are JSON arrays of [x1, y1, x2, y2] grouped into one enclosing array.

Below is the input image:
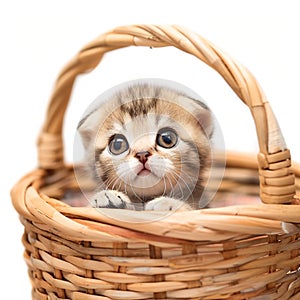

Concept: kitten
[[77, 80, 214, 211]]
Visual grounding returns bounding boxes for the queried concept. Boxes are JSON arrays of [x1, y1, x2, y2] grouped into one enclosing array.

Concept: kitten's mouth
[[136, 161, 153, 177], [137, 168, 151, 177]]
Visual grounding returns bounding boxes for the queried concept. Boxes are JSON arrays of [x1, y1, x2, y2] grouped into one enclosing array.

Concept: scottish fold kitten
[[78, 79, 214, 211]]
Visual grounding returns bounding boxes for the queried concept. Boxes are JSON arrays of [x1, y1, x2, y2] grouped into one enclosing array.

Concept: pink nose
[[135, 151, 151, 164]]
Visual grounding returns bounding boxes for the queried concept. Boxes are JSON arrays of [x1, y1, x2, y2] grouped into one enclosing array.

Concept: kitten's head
[[78, 80, 214, 208]]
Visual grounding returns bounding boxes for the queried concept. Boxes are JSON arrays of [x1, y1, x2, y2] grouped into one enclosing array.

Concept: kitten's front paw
[[91, 190, 135, 210], [144, 197, 192, 211]]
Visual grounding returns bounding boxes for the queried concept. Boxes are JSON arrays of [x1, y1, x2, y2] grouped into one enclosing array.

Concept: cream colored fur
[[78, 80, 214, 210]]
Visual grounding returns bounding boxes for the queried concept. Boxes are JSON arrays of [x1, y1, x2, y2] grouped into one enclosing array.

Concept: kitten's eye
[[156, 128, 178, 149], [108, 134, 129, 155]]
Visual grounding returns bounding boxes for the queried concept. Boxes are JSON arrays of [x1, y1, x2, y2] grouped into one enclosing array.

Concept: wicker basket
[[11, 25, 300, 300]]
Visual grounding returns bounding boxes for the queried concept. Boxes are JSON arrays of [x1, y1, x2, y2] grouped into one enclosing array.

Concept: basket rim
[[11, 152, 300, 245]]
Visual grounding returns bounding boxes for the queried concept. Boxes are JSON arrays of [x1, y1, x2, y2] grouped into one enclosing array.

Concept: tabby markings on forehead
[[119, 98, 158, 118]]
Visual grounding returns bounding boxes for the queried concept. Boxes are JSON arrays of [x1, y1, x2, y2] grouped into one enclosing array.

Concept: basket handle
[[37, 24, 295, 204]]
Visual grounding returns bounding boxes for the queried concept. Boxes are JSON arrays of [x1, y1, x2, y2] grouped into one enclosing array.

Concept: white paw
[[144, 197, 192, 211], [91, 190, 135, 210]]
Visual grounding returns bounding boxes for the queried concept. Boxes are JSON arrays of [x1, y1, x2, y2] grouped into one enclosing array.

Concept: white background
[[1, 0, 300, 298]]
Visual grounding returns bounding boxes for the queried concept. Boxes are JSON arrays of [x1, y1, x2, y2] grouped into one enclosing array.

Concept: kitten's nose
[[135, 151, 151, 164]]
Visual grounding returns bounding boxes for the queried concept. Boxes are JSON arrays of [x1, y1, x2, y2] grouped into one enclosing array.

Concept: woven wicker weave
[[11, 25, 300, 300]]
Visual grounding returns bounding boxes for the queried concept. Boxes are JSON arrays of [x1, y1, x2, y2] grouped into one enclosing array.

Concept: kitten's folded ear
[[77, 109, 101, 149], [189, 99, 214, 139]]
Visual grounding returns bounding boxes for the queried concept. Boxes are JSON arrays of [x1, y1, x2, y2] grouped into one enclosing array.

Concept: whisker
[[166, 172, 184, 200], [168, 170, 195, 202], [108, 180, 118, 191], [128, 182, 143, 202], [165, 174, 175, 198], [162, 176, 168, 197], [172, 165, 199, 185]]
